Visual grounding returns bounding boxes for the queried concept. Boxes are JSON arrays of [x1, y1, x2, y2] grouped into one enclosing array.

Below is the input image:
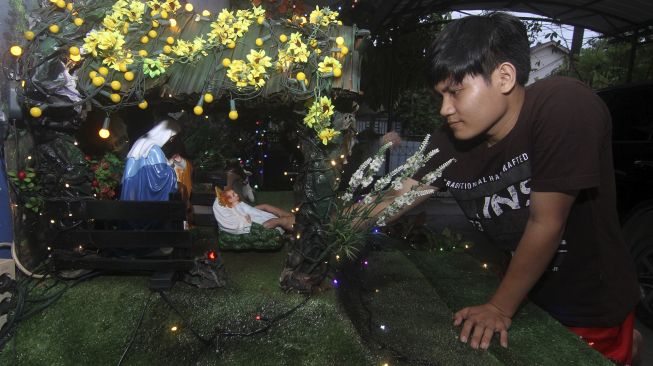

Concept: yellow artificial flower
[[226, 59, 249, 88], [247, 69, 266, 88], [161, 0, 181, 13], [84, 30, 125, 58], [232, 18, 252, 38], [102, 14, 123, 30], [126, 1, 145, 22], [287, 32, 310, 63], [317, 96, 335, 119], [157, 53, 174, 67], [236, 9, 254, 21], [318, 128, 340, 145], [275, 49, 294, 72], [217, 9, 235, 25], [318, 56, 342, 74], [309, 6, 324, 25], [146, 0, 162, 13], [103, 50, 133, 71], [251, 5, 265, 18], [246, 49, 272, 69]]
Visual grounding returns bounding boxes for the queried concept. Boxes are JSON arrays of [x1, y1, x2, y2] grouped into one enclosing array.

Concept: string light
[[171, 326, 178, 332], [99, 116, 111, 139], [482, 263, 488, 269]]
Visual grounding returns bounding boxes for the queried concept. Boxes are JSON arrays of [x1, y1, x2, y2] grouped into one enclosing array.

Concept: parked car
[[597, 82, 653, 327]]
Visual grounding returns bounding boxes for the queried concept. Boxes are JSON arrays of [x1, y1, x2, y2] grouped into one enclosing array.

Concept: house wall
[[528, 46, 568, 85]]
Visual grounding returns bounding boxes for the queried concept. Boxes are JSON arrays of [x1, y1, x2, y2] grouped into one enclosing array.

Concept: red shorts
[[567, 311, 635, 365]]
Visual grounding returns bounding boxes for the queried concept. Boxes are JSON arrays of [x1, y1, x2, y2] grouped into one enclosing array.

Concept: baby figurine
[[212, 188, 294, 235]]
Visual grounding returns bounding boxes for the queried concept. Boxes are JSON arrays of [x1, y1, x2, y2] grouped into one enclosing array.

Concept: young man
[[399, 13, 641, 364]]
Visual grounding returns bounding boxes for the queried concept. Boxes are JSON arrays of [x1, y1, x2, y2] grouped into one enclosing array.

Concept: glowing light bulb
[[184, 3, 193, 11], [10, 45, 23, 57]]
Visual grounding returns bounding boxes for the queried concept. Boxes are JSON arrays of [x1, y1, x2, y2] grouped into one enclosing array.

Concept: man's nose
[[440, 97, 454, 117]]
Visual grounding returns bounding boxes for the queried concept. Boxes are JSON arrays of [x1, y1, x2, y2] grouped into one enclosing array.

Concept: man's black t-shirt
[[417, 76, 639, 327]]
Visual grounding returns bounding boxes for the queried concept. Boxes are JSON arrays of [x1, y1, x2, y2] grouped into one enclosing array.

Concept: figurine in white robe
[[212, 188, 294, 235]]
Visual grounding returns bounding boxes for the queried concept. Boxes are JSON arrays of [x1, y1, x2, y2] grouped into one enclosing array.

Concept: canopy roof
[[359, 0, 653, 39]]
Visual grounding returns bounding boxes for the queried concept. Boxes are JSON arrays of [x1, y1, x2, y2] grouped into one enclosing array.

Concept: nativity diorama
[[0, 1, 617, 365]]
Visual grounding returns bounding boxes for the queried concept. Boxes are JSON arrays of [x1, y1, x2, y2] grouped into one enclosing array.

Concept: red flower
[[91, 165, 98, 172], [17, 171, 26, 181], [92, 180, 99, 187], [101, 162, 109, 170], [84, 155, 91, 161]]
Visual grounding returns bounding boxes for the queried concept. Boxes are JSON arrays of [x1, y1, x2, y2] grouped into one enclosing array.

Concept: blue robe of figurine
[[121, 120, 178, 201]]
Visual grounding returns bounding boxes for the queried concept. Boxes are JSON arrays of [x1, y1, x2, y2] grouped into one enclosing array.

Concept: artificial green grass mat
[[0, 250, 373, 365]]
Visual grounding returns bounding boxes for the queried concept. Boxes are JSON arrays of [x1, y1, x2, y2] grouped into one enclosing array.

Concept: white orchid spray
[[327, 135, 455, 259]]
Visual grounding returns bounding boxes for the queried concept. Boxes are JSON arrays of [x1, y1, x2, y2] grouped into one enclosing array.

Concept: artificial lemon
[[204, 93, 214, 103], [110, 80, 121, 90], [228, 110, 238, 120], [24, 31, 35, 41], [138, 100, 148, 109], [92, 76, 105, 87], [74, 17, 84, 26], [49, 24, 60, 33], [98, 66, 109, 76], [110, 93, 121, 103], [296, 72, 306, 81], [193, 105, 203, 115]]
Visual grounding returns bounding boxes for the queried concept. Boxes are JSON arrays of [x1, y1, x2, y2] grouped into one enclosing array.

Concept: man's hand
[[453, 303, 511, 349], [381, 131, 402, 148]]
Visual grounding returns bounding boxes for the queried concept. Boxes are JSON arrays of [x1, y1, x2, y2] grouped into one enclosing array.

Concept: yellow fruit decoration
[[202, 10, 210, 17], [138, 49, 148, 57], [333, 68, 342, 78], [140, 36, 149, 44], [9, 46, 22, 57], [341, 46, 349, 55], [92, 76, 105, 87], [296, 72, 306, 81], [74, 18, 84, 26], [29, 107, 42, 118], [89, 70, 97, 79], [24, 31, 35, 41], [255, 38, 263, 47], [226, 40, 235, 49], [163, 45, 172, 54], [148, 30, 157, 38], [98, 128, 110, 139], [222, 58, 231, 67], [193, 105, 203, 115], [110, 93, 121, 103], [138, 100, 148, 109], [152, 20, 159, 28], [257, 16, 265, 24], [66, 2, 73, 11], [279, 34, 287, 43], [69, 46, 80, 56], [335, 36, 344, 46], [229, 110, 238, 120], [110, 80, 122, 91], [55, 0, 65, 9], [166, 37, 175, 45], [204, 93, 214, 103], [98, 67, 109, 76], [49, 24, 60, 33], [160, 10, 168, 19], [184, 3, 193, 11], [118, 63, 128, 72], [124, 71, 135, 81]]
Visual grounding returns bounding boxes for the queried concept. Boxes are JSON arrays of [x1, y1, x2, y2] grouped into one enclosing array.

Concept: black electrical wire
[[338, 240, 441, 366], [157, 290, 312, 347], [116, 292, 152, 366]]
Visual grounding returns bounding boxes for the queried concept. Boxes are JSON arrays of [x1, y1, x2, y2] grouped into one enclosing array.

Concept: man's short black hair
[[427, 12, 531, 87]]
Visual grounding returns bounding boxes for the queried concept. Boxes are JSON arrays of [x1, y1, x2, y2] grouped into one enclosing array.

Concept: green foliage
[[7, 168, 43, 212], [394, 88, 446, 135], [557, 38, 653, 88], [87, 152, 124, 199], [361, 14, 451, 110], [182, 122, 231, 171]]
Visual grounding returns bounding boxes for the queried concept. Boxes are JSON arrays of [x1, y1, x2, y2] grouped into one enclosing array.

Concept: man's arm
[[357, 178, 438, 227], [453, 190, 577, 349]]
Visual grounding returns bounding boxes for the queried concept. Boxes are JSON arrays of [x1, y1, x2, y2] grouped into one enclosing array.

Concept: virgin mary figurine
[[120, 120, 180, 201]]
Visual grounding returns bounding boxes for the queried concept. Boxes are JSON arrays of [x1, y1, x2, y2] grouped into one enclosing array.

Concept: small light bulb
[[27, 156, 32, 160], [171, 326, 178, 332], [65, 183, 70, 188], [482, 263, 488, 269], [50, 219, 55, 224]]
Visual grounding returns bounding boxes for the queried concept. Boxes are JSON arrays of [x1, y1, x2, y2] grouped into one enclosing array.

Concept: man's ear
[[496, 62, 518, 94]]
